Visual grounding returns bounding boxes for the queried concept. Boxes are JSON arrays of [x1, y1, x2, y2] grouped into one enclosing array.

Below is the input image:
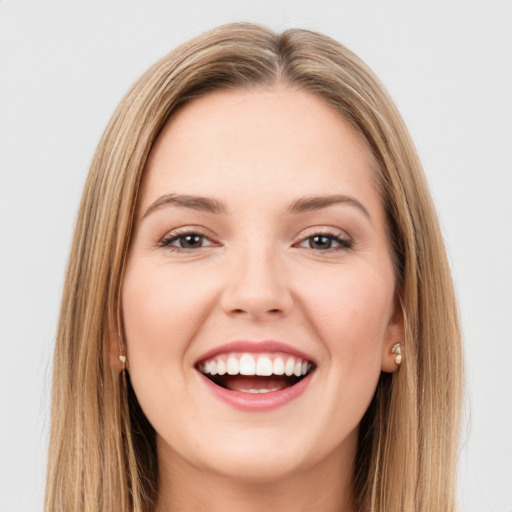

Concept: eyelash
[[158, 229, 353, 253], [297, 232, 352, 251], [158, 230, 217, 251]]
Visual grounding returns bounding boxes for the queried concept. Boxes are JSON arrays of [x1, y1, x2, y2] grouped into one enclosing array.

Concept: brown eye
[[159, 231, 215, 251], [309, 235, 334, 250], [178, 234, 204, 248], [298, 233, 352, 251]]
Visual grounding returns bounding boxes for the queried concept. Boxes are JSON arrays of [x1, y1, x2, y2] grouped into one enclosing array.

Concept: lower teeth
[[207, 374, 303, 392], [243, 388, 280, 394]]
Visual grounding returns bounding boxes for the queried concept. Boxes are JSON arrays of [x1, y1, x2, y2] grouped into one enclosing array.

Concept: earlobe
[[381, 296, 405, 373], [108, 323, 128, 374], [391, 343, 402, 365], [382, 342, 403, 373]]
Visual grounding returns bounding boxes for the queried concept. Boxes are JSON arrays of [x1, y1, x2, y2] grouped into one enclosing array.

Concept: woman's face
[[121, 86, 402, 483]]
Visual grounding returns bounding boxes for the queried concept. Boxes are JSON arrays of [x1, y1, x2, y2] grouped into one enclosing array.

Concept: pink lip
[[195, 340, 316, 365], [195, 339, 316, 412], [196, 370, 314, 412]]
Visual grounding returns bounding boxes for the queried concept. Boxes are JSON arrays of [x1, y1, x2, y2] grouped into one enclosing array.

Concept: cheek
[[121, 262, 214, 372], [120, 262, 217, 433], [302, 266, 393, 344], [297, 263, 394, 389], [283, 264, 394, 453], [122, 264, 201, 342]]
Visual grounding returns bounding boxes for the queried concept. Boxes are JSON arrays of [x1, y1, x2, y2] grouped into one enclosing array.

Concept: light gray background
[[1, 1, 511, 511]]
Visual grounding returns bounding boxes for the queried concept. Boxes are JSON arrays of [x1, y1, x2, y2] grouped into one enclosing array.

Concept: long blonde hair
[[45, 22, 463, 512]]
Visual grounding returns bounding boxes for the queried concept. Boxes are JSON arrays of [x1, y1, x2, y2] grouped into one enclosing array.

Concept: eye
[[159, 230, 216, 251], [297, 232, 352, 251]]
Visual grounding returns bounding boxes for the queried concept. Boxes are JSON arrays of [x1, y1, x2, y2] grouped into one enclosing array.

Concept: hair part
[[46, 22, 463, 512]]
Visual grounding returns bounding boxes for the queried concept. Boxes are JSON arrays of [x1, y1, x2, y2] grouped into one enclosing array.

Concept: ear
[[381, 295, 405, 373], [108, 321, 129, 374]]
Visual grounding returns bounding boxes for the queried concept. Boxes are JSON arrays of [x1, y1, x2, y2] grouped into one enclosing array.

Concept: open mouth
[[196, 353, 316, 394]]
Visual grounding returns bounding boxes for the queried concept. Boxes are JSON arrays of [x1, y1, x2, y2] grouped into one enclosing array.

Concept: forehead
[[140, 86, 380, 216]]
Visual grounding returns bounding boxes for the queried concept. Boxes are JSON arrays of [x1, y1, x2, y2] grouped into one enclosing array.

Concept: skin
[[118, 85, 403, 512]]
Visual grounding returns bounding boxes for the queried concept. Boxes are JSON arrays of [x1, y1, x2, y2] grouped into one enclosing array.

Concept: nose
[[220, 244, 293, 321]]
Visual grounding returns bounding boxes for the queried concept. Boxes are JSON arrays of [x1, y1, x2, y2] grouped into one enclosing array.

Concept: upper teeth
[[199, 354, 311, 377]]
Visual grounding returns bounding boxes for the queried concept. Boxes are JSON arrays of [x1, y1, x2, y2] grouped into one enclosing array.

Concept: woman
[[45, 22, 463, 511]]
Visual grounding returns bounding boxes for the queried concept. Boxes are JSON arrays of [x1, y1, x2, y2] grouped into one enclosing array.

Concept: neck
[[154, 433, 357, 512]]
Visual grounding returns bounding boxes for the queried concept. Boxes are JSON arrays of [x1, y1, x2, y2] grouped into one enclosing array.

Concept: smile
[[195, 341, 316, 411]]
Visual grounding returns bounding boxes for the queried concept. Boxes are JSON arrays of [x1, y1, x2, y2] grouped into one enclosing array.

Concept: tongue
[[222, 375, 292, 393]]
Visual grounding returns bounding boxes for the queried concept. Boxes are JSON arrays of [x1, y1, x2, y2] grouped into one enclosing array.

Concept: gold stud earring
[[119, 354, 127, 372], [391, 343, 402, 365]]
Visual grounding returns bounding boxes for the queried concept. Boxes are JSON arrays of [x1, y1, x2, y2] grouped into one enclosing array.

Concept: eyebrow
[[142, 193, 370, 221], [142, 193, 227, 219], [287, 194, 371, 220]]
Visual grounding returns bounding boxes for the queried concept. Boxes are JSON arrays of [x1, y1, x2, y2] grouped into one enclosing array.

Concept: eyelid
[[157, 226, 352, 252], [296, 226, 351, 240], [294, 227, 353, 251], [158, 226, 219, 250]]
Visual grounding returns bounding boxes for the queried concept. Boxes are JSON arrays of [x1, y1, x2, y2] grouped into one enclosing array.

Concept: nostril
[[231, 308, 281, 314]]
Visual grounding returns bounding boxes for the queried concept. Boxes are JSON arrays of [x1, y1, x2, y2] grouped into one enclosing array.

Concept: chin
[[170, 425, 342, 485], [203, 447, 312, 484]]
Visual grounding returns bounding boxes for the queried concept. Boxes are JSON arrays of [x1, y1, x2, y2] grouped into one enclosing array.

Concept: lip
[[195, 340, 316, 412], [195, 340, 316, 365], [197, 368, 314, 412]]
